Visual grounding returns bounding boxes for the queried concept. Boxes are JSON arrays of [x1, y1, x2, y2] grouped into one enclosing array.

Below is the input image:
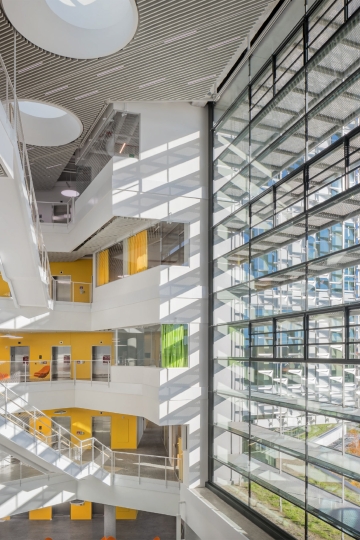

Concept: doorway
[[53, 275, 71, 301], [92, 416, 111, 448], [52, 346, 71, 381], [92, 346, 111, 381], [10, 346, 29, 382]]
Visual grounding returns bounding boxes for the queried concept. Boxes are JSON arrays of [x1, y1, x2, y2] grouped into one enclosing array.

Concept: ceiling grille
[[0, 0, 278, 190]]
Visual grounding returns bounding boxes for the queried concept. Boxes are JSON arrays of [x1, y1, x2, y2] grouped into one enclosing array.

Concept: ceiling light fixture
[[188, 74, 217, 85], [18, 61, 43, 74], [97, 65, 124, 77], [46, 163, 63, 169], [139, 78, 165, 89], [74, 90, 99, 100], [208, 36, 241, 50], [45, 85, 69, 96], [61, 189, 80, 197], [0, 334, 23, 339], [119, 143, 126, 154], [164, 30, 197, 44]]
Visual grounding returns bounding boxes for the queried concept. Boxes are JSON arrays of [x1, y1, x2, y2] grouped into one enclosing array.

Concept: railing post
[[5, 386, 7, 424], [74, 360, 76, 386], [20, 460, 22, 486], [102, 443, 104, 470], [92, 439, 94, 464], [111, 451, 114, 486], [138, 454, 140, 484], [58, 427, 61, 455], [108, 360, 110, 387], [165, 457, 167, 487], [5, 78, 8, 119]]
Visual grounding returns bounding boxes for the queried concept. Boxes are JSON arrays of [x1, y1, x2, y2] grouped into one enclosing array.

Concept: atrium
[[0, 1, 358, 539]]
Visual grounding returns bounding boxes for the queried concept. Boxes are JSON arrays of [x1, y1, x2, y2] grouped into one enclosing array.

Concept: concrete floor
[[129, 422, 168, 456], [0, 511, 176, 540]]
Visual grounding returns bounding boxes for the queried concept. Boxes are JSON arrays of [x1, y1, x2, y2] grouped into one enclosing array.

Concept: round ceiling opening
[[61, 189, 80, 197], [2, 0, 138, 59], [19, 101, 83, 147]]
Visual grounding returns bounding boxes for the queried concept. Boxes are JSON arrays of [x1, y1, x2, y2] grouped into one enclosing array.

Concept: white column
[[104, 504, 116, 538]]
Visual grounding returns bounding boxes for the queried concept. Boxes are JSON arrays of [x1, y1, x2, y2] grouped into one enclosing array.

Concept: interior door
[[52, 416, 71, 439], [92, 346, 111, 381], [53, 275, 71, 301], [92, 416, 111, 448], [52, 346, 71, 381], [10, 346, 29, 381]]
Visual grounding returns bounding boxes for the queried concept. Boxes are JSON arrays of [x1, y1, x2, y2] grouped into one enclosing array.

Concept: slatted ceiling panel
[[48, 216, 156, 262], [0, 0, 277, 189]]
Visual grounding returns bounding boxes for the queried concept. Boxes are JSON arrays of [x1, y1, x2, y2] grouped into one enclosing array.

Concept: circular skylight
[[2, 0, 138, 59], [46, 0, 124, 30], [19, 100, 83, 147], [19, 101, 67, 119]]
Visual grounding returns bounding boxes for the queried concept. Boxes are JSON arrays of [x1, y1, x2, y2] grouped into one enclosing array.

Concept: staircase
[[0, 383, 181, 518]]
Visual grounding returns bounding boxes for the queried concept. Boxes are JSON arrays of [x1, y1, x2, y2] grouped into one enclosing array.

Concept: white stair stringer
[[0, 416, 110, 483], [0, 471, 180, 519], [0, 473, 77, 519]]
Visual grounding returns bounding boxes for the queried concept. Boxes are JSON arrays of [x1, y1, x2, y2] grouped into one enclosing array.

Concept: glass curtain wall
[[210, 1, 360, 539]]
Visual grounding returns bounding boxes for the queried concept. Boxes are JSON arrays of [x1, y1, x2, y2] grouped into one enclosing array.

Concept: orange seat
[[34, 365, 50, 378], [0, 373, 9, 381]]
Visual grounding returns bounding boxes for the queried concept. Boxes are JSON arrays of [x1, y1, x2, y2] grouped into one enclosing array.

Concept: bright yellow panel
[[70, 501, 92, 520], [50, 260, 93, 283], [0, 274, 10, 297], [29, 507, 52, 520], [116, 507, 138, 520]]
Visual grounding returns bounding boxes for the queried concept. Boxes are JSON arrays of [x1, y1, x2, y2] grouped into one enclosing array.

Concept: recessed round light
[[61, 189, 80, 197]]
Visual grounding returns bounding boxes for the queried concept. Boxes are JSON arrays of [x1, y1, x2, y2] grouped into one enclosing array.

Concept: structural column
[[104, 504, 116, 538]]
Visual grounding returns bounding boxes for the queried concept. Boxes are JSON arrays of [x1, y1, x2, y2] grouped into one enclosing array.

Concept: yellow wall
[[28, 504, 137, 521], [116, 507, 138, 520], [0, 274, 10, 297], [29, 507, 52, 520], [71, 501, 92, 520], [43, 407, 138, 450], [0, 331, 112, 380], [50, 260, 93, 283]]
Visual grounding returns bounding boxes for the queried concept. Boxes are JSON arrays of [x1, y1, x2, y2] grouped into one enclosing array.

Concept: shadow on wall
[[112, 103, 208, 489]]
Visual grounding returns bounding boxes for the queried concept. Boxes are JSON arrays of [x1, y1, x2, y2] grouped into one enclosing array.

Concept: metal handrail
[[0, 55, 51, 296], [0, 383, 181, 485]]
